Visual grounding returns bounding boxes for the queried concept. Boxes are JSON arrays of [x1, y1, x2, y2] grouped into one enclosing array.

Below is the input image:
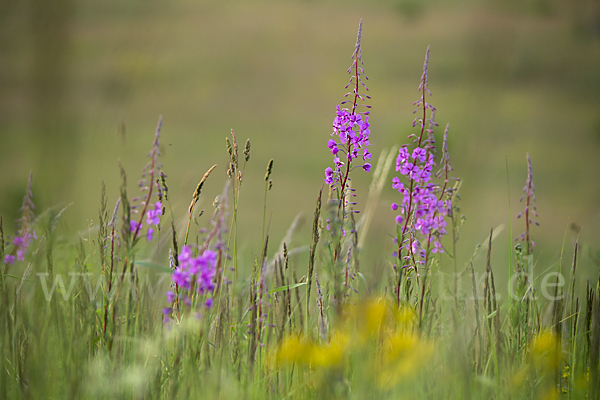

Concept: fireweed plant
[[2, 20, 600, 400], [508, 153, 541, 363], [2, 172, 36, 270], [166, 169, 228, 322], [323, 19, 371, 310], [515, 152, 539, 255], [323, 19, 372, 199], [165, 245, 217, 316], [391, 47, 458, 317], [129, 117, 164, 244]]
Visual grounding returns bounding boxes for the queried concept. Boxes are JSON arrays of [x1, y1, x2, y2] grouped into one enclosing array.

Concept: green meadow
[[1, 0, 600, 398]]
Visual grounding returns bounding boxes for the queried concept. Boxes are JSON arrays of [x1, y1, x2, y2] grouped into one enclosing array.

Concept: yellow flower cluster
[[275, 299, 434, 386], [530, 329, 559, 370], [276, 332, 349, 367]]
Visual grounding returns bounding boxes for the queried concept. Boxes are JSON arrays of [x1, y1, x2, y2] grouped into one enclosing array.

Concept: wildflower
[[515, 153, 538, 254], [146, 201, 162, 225], [130, 220, 142, 233], [4, 173, 37, 267], [130, 117, 163, 242], [530, 330, 559, 369], [324, 167, 334, 185], [310, 332, 348, 367], [324, 19, 372, 215], [391, 47, 456, 277], [166, 291, 175, 303], [277, 336, 311, 365], [166, 245, 217, 315], [276, 332, 349, 368], [350, 298, 388, 341], [378, 331, 434, 386]]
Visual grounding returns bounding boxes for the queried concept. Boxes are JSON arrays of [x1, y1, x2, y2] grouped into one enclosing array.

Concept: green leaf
[[5, 274, 33, 283], [268, 282, 307, 294]]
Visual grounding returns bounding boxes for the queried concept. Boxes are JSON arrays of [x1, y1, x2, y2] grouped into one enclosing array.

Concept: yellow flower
[[511, 366, 529, 390], [349, 298, 388, 342], [537, 387, 559, 400], [310, 332, 349, 367], [378, 331, 434, 386], [276, 332, 350, 368], [530, 330, 559, 369], [395, 305, 417, 329], [276, 335, 311, 365]]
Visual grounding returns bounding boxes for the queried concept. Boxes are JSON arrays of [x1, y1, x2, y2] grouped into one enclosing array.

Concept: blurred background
[[1, 0, 599, 291]]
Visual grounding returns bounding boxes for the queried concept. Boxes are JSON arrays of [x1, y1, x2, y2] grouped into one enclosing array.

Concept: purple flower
[[412, 147, 427, 163], [6, 231, 36, 264], [328, 139, 339, 155], [325, 167, 334, 185], [146, 201, 162, 225], [392, 177, 404, 192], [168, 245, 217, 312], [397, 147, 410, 170], [130, 220, 142, 233], [166, 291, 175, 303], [400, 162, 417, 177], [179, 245, 192, 264], [130, 201, 162, 241], [431, 241, 444, 254], [173, 269, 190, 289]]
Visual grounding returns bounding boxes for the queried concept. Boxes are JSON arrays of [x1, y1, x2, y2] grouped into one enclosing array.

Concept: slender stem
[[103, 223, 116, 335]]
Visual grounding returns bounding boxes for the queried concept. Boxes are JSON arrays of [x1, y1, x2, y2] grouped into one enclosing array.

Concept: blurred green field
[[1, 0, 600, 286]]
